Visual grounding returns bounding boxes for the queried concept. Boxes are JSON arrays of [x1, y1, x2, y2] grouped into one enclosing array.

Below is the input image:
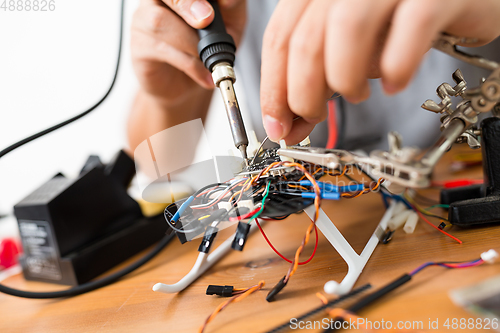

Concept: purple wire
[[409, 259, 483, 276]]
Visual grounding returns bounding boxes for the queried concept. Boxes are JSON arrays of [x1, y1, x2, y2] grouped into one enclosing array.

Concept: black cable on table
[[264, 284, 371, 333], [0, 233, 174, 299], [0, 0, 124, 159]]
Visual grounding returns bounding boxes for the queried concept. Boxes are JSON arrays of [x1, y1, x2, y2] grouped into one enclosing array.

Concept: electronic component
[[403, 211, 419, 234], [387, 210, 412, 230], [14, 151, 169, 286], [206, 285, 234, 297], [198, 226, 219, 253], [266, 276, 287, 302], [231, 222, 251, 251], [161, 146, 388, 302]]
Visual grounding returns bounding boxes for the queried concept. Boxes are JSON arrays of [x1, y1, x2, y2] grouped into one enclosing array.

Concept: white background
[[0, 0, 244, 220]]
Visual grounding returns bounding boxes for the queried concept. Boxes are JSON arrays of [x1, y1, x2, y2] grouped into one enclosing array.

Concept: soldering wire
[[250, 136, 269, 166]]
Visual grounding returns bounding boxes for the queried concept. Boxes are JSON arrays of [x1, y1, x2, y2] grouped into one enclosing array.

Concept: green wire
[[248, 182, 271, 224], [425, 204, 450, 211]]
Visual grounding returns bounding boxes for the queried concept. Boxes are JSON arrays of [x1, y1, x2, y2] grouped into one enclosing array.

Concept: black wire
[[264, 284, 371, 333], [0, 233, 175, 299], [265, 215, 290, 220], [0, 1, 124, 159], [0, 0, 172, 299], [321, 276, 412, 333]]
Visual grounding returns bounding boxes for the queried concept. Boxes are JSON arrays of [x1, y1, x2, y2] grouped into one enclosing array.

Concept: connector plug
[[231, 222, 251, 251], [198, 226, 218, 253], [480, 249, 499, 263], [206, 285, 234, 297], [266, 275, 287, 302]]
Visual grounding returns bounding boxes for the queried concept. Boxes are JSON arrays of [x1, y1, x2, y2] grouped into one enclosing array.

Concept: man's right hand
[[131, 0, 246, 107]]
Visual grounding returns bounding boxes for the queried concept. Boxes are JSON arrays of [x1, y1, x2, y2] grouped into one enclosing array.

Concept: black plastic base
[[448, 195, 500, 227], [19, 214, 167, 286], [442, 117, 500, 226], [14, 150, 170, 286]]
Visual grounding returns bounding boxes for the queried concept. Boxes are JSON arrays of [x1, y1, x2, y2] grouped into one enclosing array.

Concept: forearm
[[127, 88, 213, 153]]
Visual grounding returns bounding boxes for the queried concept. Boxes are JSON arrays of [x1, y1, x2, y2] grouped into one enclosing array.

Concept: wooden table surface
[[1, 147, 498, 333]]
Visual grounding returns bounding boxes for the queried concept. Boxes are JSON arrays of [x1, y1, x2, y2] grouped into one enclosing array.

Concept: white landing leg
[[305, 200, 396, 295], [152, 222, 261, 294]]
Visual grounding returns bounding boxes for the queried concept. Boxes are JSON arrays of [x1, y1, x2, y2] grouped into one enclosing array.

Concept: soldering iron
[[197, 0, 249, 164]]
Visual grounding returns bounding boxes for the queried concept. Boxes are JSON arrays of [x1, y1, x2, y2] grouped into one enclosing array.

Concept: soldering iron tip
[[239, 145, 249, 166]]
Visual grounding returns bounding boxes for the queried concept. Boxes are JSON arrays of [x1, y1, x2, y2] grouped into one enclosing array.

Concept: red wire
[[442, 260, 484, 269], [228, 208, 260, 222], [326, 99, 338, 149], [430, 179, 483, 188], [412, 208, 463, 244], [255, 219, 318, 265]]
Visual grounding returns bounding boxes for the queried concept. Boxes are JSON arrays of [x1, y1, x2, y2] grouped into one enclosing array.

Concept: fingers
[[132, 3, 214, 92], [287, 0, 331, 125], [158, 0, 246, 31], [134, 3, 200, 57], [380, 0, 455, 94], [281, 118, 317, 146], [325, 0, 400, 103], [160, 0, 215, 29], [261, 0, 310, 143]]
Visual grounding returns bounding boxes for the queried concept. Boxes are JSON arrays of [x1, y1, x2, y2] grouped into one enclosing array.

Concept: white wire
[[190, 178, 247, 209]]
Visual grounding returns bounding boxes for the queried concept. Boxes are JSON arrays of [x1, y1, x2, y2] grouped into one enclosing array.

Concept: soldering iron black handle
[[197, 0, 236, 72]]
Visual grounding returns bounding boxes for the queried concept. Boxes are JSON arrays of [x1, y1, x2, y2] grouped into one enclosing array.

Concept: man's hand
[[261, 0, 500, 144], [128, 0, 245, 153], [131, 0, 246, 106]]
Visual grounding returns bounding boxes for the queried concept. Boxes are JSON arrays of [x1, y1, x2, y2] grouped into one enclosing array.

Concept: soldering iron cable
[[0, 0, 176, 299]]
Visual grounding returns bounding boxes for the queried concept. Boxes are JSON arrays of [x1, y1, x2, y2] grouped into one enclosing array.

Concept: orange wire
[[288, 184, 309, 191], [327, 308, 427, 333], [198, 281, 265, 333], [316, 292, 328, 305], [282, 162, 322, 281]]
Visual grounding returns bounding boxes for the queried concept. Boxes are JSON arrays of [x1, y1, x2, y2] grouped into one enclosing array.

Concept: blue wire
[[298, 180, 364, 193], [171, 196, 195, 222]]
